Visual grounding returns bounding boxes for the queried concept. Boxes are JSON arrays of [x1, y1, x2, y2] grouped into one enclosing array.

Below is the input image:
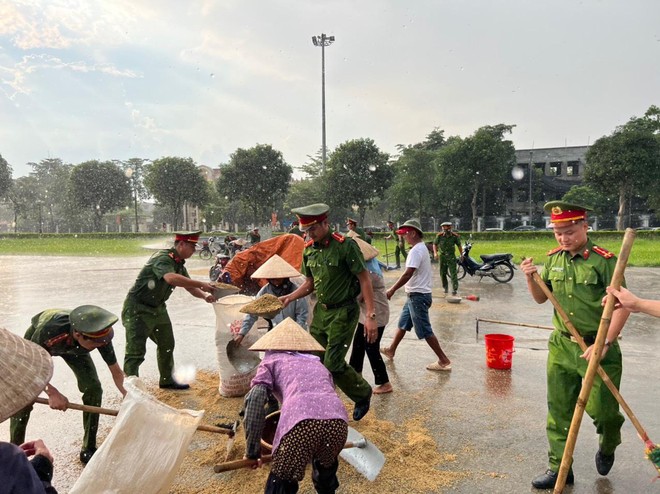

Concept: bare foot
[[373, 383, 393, 394], [380, 347, 394, 360]]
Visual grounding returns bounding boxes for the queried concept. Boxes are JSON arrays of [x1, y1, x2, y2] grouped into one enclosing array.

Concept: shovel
[[33, 397, 235, 436], [214, 426, 384, 481]]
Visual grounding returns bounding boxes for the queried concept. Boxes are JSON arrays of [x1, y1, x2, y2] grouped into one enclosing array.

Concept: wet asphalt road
[[1, 253, 659, 493]]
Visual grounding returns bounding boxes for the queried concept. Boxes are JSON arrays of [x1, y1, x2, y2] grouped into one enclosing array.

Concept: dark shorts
[[397, 292, 434, 339]]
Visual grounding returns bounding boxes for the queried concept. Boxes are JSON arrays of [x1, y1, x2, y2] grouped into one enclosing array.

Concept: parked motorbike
[[456, 238, 515, 283], [198, 236, 226, 260]]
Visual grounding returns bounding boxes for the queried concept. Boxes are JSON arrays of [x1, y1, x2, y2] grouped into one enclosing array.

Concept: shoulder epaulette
[[44, 333, 68, 348], [547, 246, 563, 256], [592, 245, 614, 259], [452, 232, 460, 237], [331, 232, 345, 243], [305, 239, 314, 248]]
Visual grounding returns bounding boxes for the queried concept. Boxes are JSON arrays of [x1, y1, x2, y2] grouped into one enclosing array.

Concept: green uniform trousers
[[122, 300, 177, 386], [546, 331, 624, 470], [395, 243, 407, 267], [10, 353, 102, 451], [310, 302, 372, 403], [439, 255, 459, 292]]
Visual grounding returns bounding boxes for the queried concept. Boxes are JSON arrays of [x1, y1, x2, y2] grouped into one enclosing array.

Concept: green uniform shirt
[[433, 231, 461, 256], [301, 230, 366, 305], [126, 248, 190, 308], [26, 309, 117, 366], [541, 239, 620, 336]]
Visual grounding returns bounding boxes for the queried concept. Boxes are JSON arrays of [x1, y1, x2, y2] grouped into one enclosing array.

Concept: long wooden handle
[[33, 397, 232, 435], [213, 441, 364, 473], [552, 228, 636, 493]]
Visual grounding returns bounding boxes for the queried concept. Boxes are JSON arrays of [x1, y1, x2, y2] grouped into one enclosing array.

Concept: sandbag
[[214, 294, 262, 397], [69, 377, 202, 494]]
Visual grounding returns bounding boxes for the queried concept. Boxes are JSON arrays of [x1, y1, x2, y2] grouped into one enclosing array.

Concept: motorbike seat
[[480, 253, 512, 262]]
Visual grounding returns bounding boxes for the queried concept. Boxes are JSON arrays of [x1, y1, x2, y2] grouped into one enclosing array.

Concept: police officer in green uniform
[[288, 220, 304, 238], [281, 204, 378, 421], [432, 221, 462, 295], [520, 201, 630, 489], [248, 227, 261, 244], [386, 220, 406, 268], [10, 305, 124, 464], [122, 231, 216, 390], [346, 218, 371, 244]]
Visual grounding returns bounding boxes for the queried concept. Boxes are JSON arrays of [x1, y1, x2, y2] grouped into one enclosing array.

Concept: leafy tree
[[69, 160, 131, 231], [217, 144, 292, 225], [441, 124, 516, 231], [120, 158, 151, 232], [200, 181, 230, 231], [387, 147, 438, 222], [562, 185, 616, 219], [585, 107, 660, 230], [0, 154, 11, 199], [27, 158, 72, 232], [144, 157, 209, 230], [324, 138, 392, 225], [6, 176, 39, 232]]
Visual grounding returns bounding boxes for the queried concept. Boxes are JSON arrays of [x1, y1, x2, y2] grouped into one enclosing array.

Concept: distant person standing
[[380, 219, 452, 372], [248, 227, 261, 244], [122, 231, 216, 390], [433, 221, 462, 295], [346, 218, 371, 244], [385, 220, 406, 268]]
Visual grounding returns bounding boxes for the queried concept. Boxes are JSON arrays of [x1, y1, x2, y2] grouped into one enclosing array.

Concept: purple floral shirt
[[250, 351, 348, 452]]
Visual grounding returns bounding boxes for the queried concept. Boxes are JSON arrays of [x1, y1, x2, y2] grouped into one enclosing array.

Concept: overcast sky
[[1, 0, 658, 178]]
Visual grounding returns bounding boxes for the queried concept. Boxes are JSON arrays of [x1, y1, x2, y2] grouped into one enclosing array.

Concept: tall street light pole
[[528, 149, 534, 221], [312, 33, 335, 173]]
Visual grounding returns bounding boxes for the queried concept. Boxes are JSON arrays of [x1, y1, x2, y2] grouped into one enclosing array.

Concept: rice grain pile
[[239, 294, 284, 316], [152, 371, 469, 494]]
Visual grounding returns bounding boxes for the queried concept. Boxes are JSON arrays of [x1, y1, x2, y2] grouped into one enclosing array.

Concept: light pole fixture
[[312, 33, 335, 173], [528, 150, 534, 220]]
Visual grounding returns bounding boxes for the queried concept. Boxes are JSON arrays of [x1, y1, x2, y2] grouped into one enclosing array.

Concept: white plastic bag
[[70, 377, 203, 494]]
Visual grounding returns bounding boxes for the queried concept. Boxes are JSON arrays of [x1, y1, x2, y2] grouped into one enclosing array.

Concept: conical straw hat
[[353, 237, 379, 261], [0, 327, 53, 422], [249, 317, 325, 352], [251, 254, 301, 279]]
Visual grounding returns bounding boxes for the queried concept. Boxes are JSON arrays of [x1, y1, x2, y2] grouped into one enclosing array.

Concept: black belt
[[560, 332, 595, 345], [320, 299, 357, 310]]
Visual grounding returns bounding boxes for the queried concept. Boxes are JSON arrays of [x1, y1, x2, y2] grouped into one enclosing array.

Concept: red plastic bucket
[[485, 334, 515, 370]]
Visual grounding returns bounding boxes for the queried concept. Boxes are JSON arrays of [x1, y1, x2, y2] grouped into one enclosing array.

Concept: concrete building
[[509, 145, 589, 221]]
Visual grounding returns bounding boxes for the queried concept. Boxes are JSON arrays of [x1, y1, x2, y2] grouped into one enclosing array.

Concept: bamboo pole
[[475, 317, 554, 333], [543, 228, 635, 493]]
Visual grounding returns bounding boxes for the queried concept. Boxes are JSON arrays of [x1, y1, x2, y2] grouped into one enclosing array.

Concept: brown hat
[[0, 327, 53, 422], [249, 318, 325, 352], [250, 254, 301, 279], [353, 237, 379, 261]]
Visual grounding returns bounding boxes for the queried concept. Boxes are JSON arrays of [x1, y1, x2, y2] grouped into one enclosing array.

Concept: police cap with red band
[[291, 203, 329, 231], [174, 230, 202, 243], [544, 201, 592, 224]]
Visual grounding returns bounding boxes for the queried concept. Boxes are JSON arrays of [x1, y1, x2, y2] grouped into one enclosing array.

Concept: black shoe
[[452, 291, 457, 296], [353, 390, 372, 421], [159, 382, 190, 390], [531, 469, 574, 489], [80, 447, 97, 464], [595, 449, 615, 475]]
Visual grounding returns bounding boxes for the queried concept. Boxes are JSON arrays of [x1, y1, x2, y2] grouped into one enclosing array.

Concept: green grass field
[[0, 232, 658, 266]]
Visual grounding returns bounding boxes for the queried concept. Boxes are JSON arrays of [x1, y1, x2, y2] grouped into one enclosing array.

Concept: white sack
[[70, 376, 203, 494]]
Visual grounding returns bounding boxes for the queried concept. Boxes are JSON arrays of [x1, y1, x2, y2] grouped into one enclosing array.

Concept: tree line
[[1, 106, 658, 233]]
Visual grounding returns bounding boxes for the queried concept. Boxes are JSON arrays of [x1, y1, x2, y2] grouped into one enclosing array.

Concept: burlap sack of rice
[[239, 294, 284, 318], [210, 281, 240, 298]]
